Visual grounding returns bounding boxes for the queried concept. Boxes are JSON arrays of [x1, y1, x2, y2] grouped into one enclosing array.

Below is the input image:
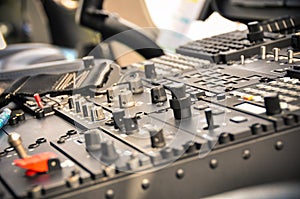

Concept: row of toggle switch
[[67, 95, 105, 122]]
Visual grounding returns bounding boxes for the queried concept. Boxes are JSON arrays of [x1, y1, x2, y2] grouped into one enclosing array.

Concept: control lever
[[112, 108, 125, 131], [8, 132, 29, 159], [203, 108, 219, 130], [124, 116, 139, 135], [147, 126, 166, 148], [8, 132, 61, 177], [167, 83, 192, 120]]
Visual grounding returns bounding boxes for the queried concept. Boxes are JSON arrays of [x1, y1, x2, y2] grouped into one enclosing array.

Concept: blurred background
[[2, 0, 298, 67], [0, 0, 244, 59]]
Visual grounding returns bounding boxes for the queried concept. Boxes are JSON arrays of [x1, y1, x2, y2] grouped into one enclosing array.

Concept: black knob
[[84, 129, 101, 151], [218, 132, 233, 144], [112, 108, 125, 130], [15, 111, 25, 121], [9, 116, 18, 125], [248, 21, 261, 32], [183, 141, 197, 153], [81, 103, 91, 118], [144, 62, 157, 79], [100, 140, 119, 163], [168, 83, 192, 119], [123, 116, 139, 135], [148, 127, 166, 148], [35, 108, 45, 119], [247, 21, 264, 43], [264, 93, 281, 115], [151, 86, 167, 104], [283, 114, 296, 125], [68, 96, 75, 110], [291, 33, 300, 52], [250, 123, 264, 135]]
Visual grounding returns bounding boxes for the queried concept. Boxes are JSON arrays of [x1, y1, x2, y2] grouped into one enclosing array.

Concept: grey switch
[[100, 140, 119, 163], [84, 129, 101, 151], [151, 86, 167, 104], [144, 62, 157, 79]]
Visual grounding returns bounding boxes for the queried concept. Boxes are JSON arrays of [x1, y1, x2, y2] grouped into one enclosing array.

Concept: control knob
[[264, 93, 281, 115], [168, 83, 192, 119], [247, 21, 264, 43]]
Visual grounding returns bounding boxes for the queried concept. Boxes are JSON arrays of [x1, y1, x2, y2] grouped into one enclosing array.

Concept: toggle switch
[[82, 103, 93, 118], [33, 93, 44, 109], [203, 108, 219, 130], [151, 85, 167, 104], [75, 98, 85, 113], [90, 106, 105, 121], [8, 132, 29, 158], [8, 132, 61, 177], [68, 96, 75, 110], [148, 127, 166, 148], [144, 62, 157, 79]]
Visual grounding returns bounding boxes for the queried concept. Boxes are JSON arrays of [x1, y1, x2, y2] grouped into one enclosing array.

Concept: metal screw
[[176, 169, 185, 179], [105, 189, 115, 199], [275, 140, 284, 151], [242, 149, 251, 160], [141, 179, 150, 189], [210, 159, 218, 169]]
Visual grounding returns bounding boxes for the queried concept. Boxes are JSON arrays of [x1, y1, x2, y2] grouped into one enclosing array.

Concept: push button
[[230, 116, 248, 123]]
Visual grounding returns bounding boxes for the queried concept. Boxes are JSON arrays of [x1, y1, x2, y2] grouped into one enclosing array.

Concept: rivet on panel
[[210, 159, 218, 169]]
